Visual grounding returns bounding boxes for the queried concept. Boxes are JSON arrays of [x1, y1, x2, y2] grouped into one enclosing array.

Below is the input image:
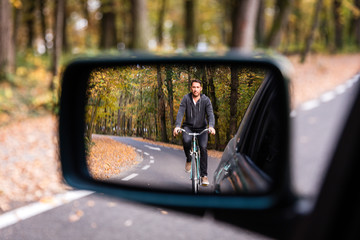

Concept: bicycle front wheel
[[191, 155, 199, 194]]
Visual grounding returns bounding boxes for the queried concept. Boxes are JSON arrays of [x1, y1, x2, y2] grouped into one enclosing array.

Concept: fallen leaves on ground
[[87, 135, 139, 180], [0, 115, 69, 213], [87, 200, 95, 207], [68, 210, 84, 222]]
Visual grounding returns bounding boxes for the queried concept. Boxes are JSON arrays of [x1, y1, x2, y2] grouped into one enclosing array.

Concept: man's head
[[190, 79, 202, 98]]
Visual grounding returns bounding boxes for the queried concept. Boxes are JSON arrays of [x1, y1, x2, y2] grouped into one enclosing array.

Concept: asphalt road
[[107, 137, 220, 193], [1, 73, 359, 240], [291, 73, 360, 198]]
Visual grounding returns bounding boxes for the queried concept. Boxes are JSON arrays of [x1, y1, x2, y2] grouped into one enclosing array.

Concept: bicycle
[[178, 128, 210, 194]]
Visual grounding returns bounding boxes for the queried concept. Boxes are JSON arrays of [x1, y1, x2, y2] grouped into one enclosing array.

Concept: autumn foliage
[[85, 64, 264, 151], [87, 135, 139, 180]]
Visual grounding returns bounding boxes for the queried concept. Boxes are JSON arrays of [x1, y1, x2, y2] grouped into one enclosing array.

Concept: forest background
[[1, 0, 360, 137], [0, 0, 359, 125]]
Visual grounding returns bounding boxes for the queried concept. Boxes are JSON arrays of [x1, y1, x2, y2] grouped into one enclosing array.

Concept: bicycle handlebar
[[178, 128, 209, 136]]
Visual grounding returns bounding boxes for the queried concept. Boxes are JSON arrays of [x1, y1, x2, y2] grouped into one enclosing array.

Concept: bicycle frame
[[179, 128, 209, 194], [191, 135, 200, 192]]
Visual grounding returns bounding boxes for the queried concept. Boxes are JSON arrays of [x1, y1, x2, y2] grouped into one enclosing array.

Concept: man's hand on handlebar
[[173, 127, 181, 137], [209, 127, 216, 135]]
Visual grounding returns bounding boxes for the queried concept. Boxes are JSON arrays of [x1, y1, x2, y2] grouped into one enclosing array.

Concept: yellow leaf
[[69, 210, 84, 222]]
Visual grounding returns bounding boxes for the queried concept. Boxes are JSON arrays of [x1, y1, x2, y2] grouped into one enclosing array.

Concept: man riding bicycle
[[173, 79, 215, 186]]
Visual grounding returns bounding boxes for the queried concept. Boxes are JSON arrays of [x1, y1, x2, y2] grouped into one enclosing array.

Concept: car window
[[235, 72, 282, 176]]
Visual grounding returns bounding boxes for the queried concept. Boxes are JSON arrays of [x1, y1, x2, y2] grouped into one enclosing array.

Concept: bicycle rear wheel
[[191, 155, 198, 194]]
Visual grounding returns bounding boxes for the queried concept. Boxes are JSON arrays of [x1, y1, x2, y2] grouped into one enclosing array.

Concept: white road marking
[[124, 219, 133, 227], [0, 190, 92, 230], [136, 149, 142, 153], [150, 156, 154, 159], [122, 173, 138, 181], [298, 74, 359, 113], [150, 160, 155, 164], [301, 99, 320, 111], [335, 85, 347, 95], [144, 152, 150, 156], [320, 91, 336, 103], [353, 74, 359, 82], [290, 110, 297, 118], [346, 80, 354, 88], [142, 165, 151, 170], [350, 75, 359, 84], [144, 145, 161, 151]]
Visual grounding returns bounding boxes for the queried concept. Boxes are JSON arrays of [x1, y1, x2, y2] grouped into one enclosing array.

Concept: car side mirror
[[59, 52, 293, 210]]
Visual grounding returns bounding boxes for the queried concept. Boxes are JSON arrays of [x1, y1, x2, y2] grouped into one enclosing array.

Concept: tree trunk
[[184, 0, 197, 48], [24, 1, 36, 49], [157, 65, 168, 142], [127, 114, 133, 135], [208, 66, 220, 149], [104, 107, 108, 134], [0, 0, 15, 80], [231, 0, 260, 51], [120, 0, 130, 48], [138, 77, 144, 137], [293, 0, 302, 48], [256, 0, 265, 46], [99, 0, 117, 49], [320, 6, 330, 48], [80, 0, 91, 48], [154, 89, 158, 138], [165, 66, 174, 142], [130, 0, 148, 50], [117, 94, 123, 135], [300, 0, 323, 63], [157, 0, 167, 47], [50, 0, 65, 90], [355, 0, 360, 47], [87, 97, 101, 142], [332, 0, 343, 50], [111, 111, 115, 134], [221, 0, 233, 46], [122, 94, 129, 135], [127, 95, 134, 135], [227, 65, 239, 141], [13, 6, 20, 63], [265, 0, 293, 48], [201, 65, 208, 96], [38, 0, 48, 54], [62, 0, 69, 52]]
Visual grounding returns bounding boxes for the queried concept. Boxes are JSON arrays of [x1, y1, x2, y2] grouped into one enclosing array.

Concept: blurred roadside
[[0, 53, 359, 214], [0, 54, 60, 127], [288, 53, 360, 108], [0, 116, 69, 213]]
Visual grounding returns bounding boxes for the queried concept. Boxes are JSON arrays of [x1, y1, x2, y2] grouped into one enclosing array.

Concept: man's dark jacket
[[175, 93, 215, 130]]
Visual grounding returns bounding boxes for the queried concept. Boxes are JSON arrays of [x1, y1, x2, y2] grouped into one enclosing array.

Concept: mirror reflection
[[85, 63, 276, 194]]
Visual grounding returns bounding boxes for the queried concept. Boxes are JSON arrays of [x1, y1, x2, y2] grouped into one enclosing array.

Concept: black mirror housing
[[59, 52, 294, 210]]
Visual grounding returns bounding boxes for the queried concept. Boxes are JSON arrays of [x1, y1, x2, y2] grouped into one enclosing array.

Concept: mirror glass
[[84, 63, 279, 194]]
